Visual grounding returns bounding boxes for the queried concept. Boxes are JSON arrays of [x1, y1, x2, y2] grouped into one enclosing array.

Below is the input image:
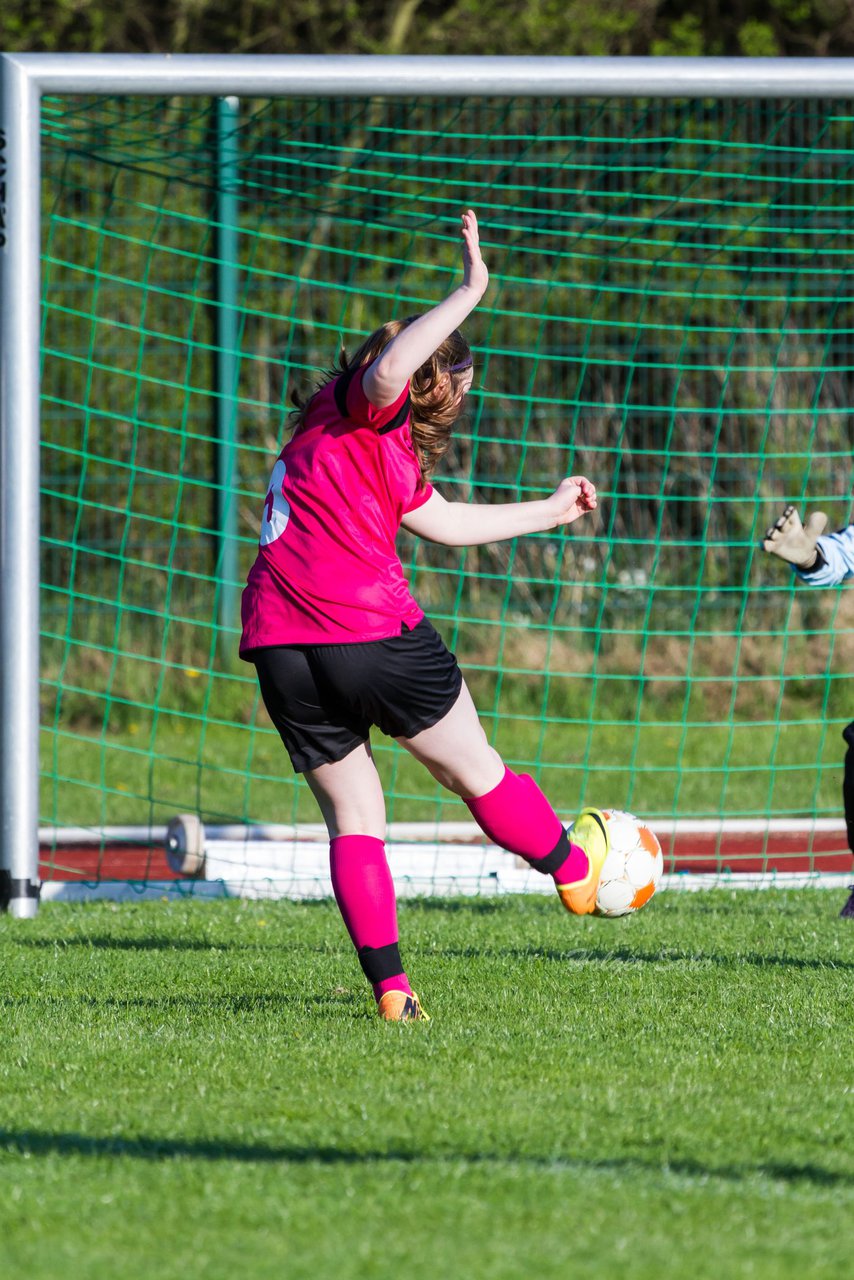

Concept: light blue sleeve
[[795, 523, 854, 587]]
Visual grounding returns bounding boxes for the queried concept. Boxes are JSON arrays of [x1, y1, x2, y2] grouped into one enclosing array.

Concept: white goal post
[[3, 52, 854, 917]]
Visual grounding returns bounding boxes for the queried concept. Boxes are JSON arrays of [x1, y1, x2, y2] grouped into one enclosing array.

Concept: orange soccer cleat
[[376, 991, 431, 1022], [556, 808, 610, 916]]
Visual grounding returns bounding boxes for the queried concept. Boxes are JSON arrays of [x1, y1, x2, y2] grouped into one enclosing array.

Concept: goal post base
[[0, 871, 41, 917]]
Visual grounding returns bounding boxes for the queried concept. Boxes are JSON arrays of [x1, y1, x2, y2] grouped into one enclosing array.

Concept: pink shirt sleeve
[[339, 363, 431, 514], [404, 482, 433, 514]]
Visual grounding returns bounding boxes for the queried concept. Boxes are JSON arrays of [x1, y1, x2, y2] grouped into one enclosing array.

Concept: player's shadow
[[0, 1128, 850, 1188], [435, 944, 854, 972], [16, 933, 851, 973], [9, 935, 345, 956], [13, 932, 851, 973], [0, 990, 356, 1016], [10, 935, 260, 952]]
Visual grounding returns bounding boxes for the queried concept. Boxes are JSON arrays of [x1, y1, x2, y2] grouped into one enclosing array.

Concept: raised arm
[[401, 477, 598, 547], [362, 209, 489, 408]]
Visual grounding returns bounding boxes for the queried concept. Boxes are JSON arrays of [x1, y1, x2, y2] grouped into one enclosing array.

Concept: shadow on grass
[[8, 935, 347, 956], [436, 944, 854, 972], [0, 1128, 850, 1188], [0, 991, 362, 1015], [11, 934, 854, 973], [11, 936, 279, 953]]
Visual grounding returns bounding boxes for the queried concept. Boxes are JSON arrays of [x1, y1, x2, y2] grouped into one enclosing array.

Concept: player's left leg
[[397, 681, 608, 914]]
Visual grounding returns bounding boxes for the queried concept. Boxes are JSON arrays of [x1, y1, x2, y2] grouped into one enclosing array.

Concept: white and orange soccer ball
[[594, 809, 664, 918]]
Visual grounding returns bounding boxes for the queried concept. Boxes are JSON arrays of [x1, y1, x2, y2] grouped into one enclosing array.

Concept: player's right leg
[[303, 745, 427, 1019], [397, 679, 609, 915], [252, 647, 425, 1020]]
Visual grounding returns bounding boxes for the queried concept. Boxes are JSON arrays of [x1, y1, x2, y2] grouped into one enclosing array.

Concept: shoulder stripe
[[378, 394, 412, 435], [333, 367, 357, 419], [333, 367, 411, 433]]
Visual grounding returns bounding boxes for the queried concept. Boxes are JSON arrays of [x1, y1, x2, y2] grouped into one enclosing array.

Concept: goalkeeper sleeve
[[796, 522, 854, 587]]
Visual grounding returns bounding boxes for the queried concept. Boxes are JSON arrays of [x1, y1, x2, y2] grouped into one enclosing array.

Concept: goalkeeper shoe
[[376, 991, 430, 1022], [762, 505, 827, 568], [557, 808, 610, 916]]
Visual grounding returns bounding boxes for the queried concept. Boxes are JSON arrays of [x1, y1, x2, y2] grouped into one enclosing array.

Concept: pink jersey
[[239, 365, 433, 653]]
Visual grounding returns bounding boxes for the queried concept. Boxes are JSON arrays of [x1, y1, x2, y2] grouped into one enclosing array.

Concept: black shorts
[[251, 618, 463, 773]]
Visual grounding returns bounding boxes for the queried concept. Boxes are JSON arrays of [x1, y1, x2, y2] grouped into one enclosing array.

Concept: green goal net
[[37, 92, 854, 894]]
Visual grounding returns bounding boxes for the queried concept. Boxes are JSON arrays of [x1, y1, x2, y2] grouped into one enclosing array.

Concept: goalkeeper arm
[[763, 504, 854, 586]]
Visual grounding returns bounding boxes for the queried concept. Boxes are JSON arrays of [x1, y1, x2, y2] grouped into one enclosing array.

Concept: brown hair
[[289, 317, 472, 482]]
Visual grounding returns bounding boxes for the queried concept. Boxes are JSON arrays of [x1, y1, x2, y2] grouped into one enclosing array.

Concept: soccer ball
[[594, 809, 664, 918]]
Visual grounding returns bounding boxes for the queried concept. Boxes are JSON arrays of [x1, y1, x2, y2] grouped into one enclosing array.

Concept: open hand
[[762, 504, 827, 568], [546, 476, 598, 528], [460, 208, 489, 298]]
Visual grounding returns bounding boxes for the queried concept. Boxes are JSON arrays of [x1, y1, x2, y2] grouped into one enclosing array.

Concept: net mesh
[[37, 93, 854, 890]]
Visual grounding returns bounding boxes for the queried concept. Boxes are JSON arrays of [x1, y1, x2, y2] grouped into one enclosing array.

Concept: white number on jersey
[[260, 458, 291, 545]]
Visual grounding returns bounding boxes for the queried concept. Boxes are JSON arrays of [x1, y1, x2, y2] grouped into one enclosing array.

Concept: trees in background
[[2, 0, 854, 58]]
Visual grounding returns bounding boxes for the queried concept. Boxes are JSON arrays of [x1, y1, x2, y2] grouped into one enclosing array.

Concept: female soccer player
[[763, 503, 854, 917], [240, 210, 608, 1019]]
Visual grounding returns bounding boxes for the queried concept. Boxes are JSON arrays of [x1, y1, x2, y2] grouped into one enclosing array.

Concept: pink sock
[[465, 767, 589, 884], [329, 834, 413, 1002]]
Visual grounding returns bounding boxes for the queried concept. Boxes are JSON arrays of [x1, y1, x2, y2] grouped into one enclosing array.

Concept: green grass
[[1, 891, 852, 1279]]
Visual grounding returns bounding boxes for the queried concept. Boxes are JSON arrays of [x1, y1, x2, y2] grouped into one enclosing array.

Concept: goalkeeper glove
[[762, 504, 828, 569]]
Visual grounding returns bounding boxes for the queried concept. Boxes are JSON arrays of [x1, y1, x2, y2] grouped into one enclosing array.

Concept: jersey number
[[260, 459, 291, 545]]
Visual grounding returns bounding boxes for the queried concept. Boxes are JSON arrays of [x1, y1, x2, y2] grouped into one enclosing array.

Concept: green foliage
[[415, 1, 645, 57], [2, 0, 854, 56], [737, 20, 781, 57], [651, 12, 706, 56]]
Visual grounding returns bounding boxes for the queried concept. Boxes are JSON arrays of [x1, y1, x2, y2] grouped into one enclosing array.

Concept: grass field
[[1, 890, 852, 1279]]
